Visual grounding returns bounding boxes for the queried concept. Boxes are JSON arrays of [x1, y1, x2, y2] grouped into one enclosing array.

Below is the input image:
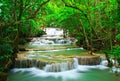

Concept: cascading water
[[29, 37, 77, 46], [8, 28, 120, 81], [73, 58, 79, 68], [8, 60, 119, 81], [14, 28, 82, 71], [44, 58, 78, 72]]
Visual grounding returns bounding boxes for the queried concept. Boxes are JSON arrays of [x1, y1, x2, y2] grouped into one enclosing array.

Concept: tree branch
[[0, 0, 50, 28], [18, 0, 23, 20], [32, 0, 50, 17], [61, 0, 90, 26], [62, 0, 87, 16]]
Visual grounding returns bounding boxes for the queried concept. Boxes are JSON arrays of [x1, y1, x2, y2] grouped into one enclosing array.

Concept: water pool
[[8, 65, 119, 81]]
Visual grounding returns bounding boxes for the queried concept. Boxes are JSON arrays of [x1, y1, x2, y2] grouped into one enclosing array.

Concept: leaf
[[116, 34, 120, 40]]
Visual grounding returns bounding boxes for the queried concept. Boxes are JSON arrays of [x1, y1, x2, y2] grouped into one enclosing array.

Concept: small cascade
[[55, 39, 72, 44], [15, 55, 101, 70], [28, 27, 77, 46], [44, 58, 78, 72], [15, 59, 47, 69], [73, 58, 79, 68], [29, 37, 77, 46], [77, 56, 100, 65], [100, 60, 108, 66]]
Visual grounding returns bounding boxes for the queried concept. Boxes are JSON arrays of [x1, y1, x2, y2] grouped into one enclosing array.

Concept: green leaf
[[116, 34, 120, 40]]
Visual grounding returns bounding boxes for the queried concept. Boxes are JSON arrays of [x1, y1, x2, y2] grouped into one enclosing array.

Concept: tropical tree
[[0, 0, 50, 77]]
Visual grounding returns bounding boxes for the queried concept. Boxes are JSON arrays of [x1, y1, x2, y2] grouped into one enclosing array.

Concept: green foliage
[[0, 44, 13, 71], [116, 34, 120, 40], [0, 0, 120, 71], [44, 0, 119, 51], [111, 46, 120, 57], [0, 0, 50, 72], [18, 19, 46, 44], [0, 3, 2, 16], [35, 29, 46, 37], [19, 19, 45, 37], [0, 44, 13, 60], [111, 46, 120, 65]]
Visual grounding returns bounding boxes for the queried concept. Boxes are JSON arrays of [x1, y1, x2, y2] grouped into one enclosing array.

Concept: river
[[8, 28, 120, 81]]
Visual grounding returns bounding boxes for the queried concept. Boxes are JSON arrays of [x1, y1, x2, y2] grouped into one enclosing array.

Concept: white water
[[29, 27, 77, 46], [10, 65, 109, 81], [10, 58, 110, 81], [29, 38, 77, 46], [9, 28, 119, 81], [43, 58, 78, 72], [100, 59, 120, 73], [45, 28, 63, 36]]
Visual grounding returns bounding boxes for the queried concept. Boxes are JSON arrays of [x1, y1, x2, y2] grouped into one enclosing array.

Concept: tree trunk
[[79, 19, 90, 50]]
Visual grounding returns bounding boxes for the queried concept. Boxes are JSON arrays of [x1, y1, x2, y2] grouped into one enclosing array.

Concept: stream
[[8, 28, 119, 81], [8, 66, 119, 81]]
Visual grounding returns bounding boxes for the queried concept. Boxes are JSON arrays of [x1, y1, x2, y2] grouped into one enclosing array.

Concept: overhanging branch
[[32, 0, 50, 17], [0, 0, 50, 28], [62, 0, 87, 16]]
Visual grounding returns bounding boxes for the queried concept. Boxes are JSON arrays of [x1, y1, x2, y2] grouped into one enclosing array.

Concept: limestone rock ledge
[[77, 56, 100, 65]]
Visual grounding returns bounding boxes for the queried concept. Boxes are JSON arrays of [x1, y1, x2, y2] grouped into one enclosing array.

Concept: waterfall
[[44, 58, 79, 72], [73, 58, 79, 68], [15, 27, 101, 73], [29, 37, 76, 45], [15, 59, 47, 69]]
